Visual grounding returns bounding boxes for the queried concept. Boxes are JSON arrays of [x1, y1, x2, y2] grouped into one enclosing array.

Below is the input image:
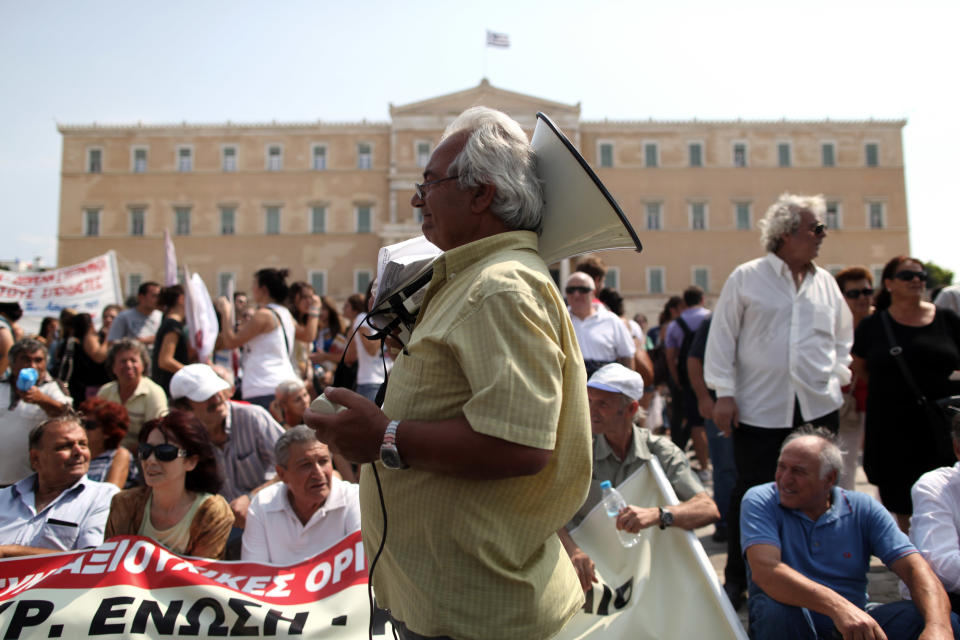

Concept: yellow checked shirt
[[362, 231, 592, 640]]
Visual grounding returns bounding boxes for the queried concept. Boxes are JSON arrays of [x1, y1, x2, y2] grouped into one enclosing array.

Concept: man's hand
[[569, 548, 598, 592], [616, 506, 660, 533], [713, 396, 739, 436], [696, 392, 715, 422], [830, 601, 887, 640], [302, 387, 389, 464], [17, 386, 50, 405], [230, 494, 251, 529]]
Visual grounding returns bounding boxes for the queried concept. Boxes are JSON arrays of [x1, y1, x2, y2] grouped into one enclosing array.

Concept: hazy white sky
[[2, 0, 957, 278]]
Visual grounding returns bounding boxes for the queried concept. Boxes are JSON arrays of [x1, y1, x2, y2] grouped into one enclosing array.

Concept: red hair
[[79, 397, 130, 450]]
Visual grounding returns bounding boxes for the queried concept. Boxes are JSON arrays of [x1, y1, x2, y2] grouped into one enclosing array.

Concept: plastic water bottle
[[600, 480, 640, 548], [16, 367, 38, 392]]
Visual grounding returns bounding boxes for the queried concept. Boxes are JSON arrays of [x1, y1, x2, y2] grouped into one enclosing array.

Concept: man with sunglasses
[[704, 193, 853, 610], [0, 410, 118, 557], [566, 271, 635, 377], [305, 107, 592, 640]]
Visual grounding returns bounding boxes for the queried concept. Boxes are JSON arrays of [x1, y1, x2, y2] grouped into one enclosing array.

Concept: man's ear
[[470, 183, 496, 214]]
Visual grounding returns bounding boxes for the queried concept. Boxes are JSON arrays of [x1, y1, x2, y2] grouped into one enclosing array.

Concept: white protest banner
[[0, 532, 396, 639], [182, 265, 218, 363], [0, 251, 122, 319], [559, 458, 748, 640]]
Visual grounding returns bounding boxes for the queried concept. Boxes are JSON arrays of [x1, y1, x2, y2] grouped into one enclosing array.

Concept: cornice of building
[[56, 120, 391, 135], [581, 118, 907, 129]]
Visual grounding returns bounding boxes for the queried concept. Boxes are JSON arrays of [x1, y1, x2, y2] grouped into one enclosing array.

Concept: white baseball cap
[[169, 363, 230, 402], [587, 363, 644, 401]]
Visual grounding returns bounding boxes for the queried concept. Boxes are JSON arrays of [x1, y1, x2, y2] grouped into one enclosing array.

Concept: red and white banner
[[0, 252, 122, 319]]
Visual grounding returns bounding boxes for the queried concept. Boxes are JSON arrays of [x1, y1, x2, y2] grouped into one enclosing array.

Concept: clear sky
[[2, 0, 957, 279]]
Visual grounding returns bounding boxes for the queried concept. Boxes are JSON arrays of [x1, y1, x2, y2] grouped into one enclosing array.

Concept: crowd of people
[[1, 105, 959, 638]]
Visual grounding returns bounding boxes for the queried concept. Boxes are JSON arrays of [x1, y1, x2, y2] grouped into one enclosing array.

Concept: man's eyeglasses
[[565, 286, 593, 295], [414, 175, 459, 200], [893, 270, 928, 282], [137, 442, 188, 462], [812, 222, 827, 236], [843, 287, 874, 300]]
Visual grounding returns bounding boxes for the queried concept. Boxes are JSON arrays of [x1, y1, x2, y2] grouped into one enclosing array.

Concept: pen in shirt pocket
[[47, 519, 78, 528]]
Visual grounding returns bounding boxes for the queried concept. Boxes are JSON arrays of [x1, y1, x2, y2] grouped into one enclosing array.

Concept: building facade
[[57, 80, 908, 313]]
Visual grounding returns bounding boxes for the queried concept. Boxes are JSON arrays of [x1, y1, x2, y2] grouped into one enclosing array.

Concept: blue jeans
[[705, 418, 736, 529], [356, 383, 382, 404], [748, 592, 960, 640]]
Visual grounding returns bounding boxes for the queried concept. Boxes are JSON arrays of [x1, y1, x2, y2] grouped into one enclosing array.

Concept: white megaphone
[[366, 111, 642, 344]]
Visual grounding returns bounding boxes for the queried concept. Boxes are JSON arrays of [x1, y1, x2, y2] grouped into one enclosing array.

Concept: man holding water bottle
[[0, 338, 71, 487], [558, 363, 719, 591]]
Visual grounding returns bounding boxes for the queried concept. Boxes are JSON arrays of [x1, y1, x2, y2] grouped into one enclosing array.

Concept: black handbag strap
[[879, 310, 927, 407]]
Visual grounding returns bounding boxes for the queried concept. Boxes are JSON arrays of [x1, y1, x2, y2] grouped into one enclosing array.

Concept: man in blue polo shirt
[[742, 427, 959, 639]]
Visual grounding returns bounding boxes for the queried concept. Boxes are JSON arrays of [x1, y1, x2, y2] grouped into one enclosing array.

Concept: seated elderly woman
[[80, 397, 133, 488], [97, 338, 168, 449], [105, 410, 233, 559], [270, 379, 311, 429]]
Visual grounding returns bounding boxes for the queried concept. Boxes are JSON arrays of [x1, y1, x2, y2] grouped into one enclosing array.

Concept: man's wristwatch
[[380, 420, 408, 469], [658, 506, 674, 529]]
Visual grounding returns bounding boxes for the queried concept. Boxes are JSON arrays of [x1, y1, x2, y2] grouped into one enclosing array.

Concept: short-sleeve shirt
[[215, 401, 284, 502], [665, 306, 711, 349], [0, 474, 119, 550], [741, 482, 916, 609], [570, 304, 636, 363], [570, 425, 705, 527], [97, 377, 168, 448], [0, 380, 71, 485], [107, 308, 161, 343], [364, 231, 592, 640]]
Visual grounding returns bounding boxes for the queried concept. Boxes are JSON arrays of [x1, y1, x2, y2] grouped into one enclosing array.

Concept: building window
[[644, 142, 659, 168], [356, 205, 372, 233], [129, 208, 145, 236], [222, 146, 237, 172], [645, 202, 662, 231], [174, 207, 191, 235], [821, 142, 835, 167], [87, 148, 102, 173], [865, 142, 879, 167], [177, 147, 193, 172], [309, 271, 327, 296], [132, 147, 148, 173], [218, 272, 235, 298], [311, 206, 326, 234], [690, 202, 708, 230], [127, 274, 143, 299], [647, 267, 665, 294], [413, 207, 423, 224], [220, 207, 235, 235], [871, 264, 884, 286], [267, 145, 283, 171], [605, 267, 619, 290], [777, 142, 791, 167], [868, 201, 885, 229], [688, 142, 703, 167], [357, 143, 372, 170], [733, 142, 747, 167], [598, 142, 614, 168], [416, 142, 431, 168], [693, 267, 710, 292], [84, 209, 100, 236], [735, 202, 751, 230], [826, 201, 840, 229], [265, 206, 281, 234], [312, 145, 327, 170], [355, 270, 372, 295]]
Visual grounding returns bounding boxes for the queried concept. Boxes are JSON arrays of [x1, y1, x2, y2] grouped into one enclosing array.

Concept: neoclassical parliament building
[[57, 79, 909, 312]]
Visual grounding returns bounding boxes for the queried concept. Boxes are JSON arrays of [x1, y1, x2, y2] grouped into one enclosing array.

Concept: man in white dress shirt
[[704, 193, 853, 608], [910, 413, 960, 613], [565, 272, 635, 377], [241, 425, 360, 564]]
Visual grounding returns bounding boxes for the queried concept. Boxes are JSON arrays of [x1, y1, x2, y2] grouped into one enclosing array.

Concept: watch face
[[381, 445, 404, 469], [661, 509, 674, 526]]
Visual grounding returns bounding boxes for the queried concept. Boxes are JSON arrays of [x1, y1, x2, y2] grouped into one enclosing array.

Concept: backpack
[[675, 316, 695, 388]]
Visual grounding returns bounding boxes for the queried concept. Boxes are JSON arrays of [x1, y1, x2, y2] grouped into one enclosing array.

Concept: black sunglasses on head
[[565, 286, 593, 295], [843, 287, 874, 300], [893, 270, 928, 282], [137, 442, 188, 462]]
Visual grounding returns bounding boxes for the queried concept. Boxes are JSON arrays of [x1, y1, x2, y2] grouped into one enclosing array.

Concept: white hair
[[782, 426, 844, 481], [275, 378, 305, 400], [758, 193, 826, 253], [442, 106, 543, 233], [275, 425, 320, 468]]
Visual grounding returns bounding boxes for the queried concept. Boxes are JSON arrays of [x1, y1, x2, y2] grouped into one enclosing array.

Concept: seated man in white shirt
[[241, 425, 360, 564], [0, 410, 119, 557], [910, 413, 960, 613]]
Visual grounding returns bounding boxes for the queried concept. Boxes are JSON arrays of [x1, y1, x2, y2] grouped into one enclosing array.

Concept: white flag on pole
[[163, 229, 178, 286]]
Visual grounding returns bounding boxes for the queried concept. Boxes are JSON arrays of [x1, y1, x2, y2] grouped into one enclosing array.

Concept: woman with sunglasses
[[105, 410, 233, 558], [833, 267, 875, 490], [80, 397, 133, 489], [851, 255, 960, 531]]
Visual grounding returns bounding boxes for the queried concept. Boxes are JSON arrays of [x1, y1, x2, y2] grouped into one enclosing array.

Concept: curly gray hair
[[758, 193, 826, 253], [441, 106, 543, 233]]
